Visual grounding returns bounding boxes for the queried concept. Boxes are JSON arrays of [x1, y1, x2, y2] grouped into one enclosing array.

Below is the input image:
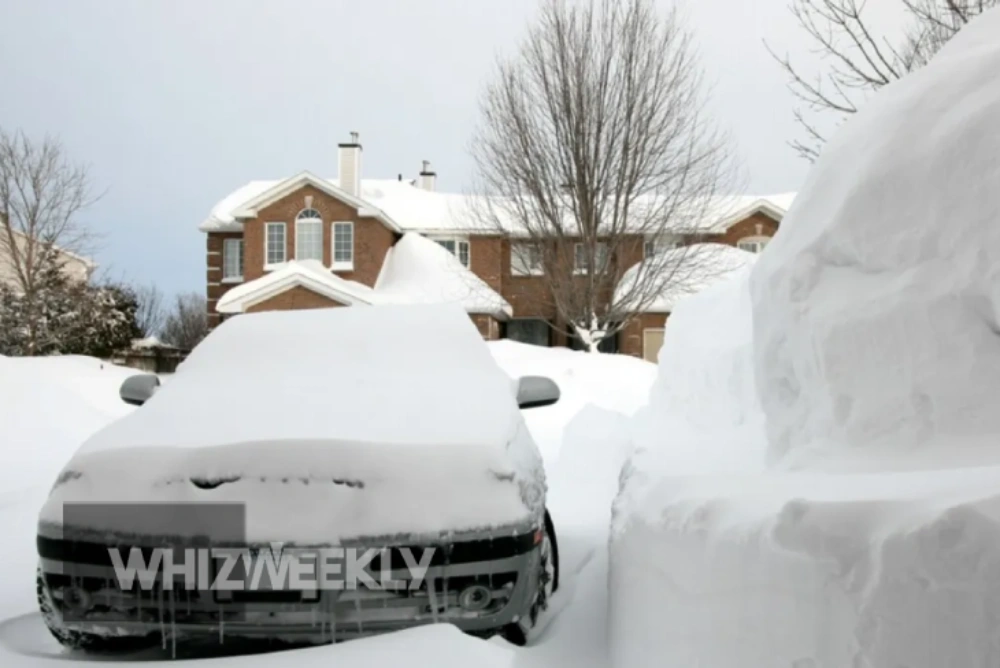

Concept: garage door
[[643, 328, 664, 363]]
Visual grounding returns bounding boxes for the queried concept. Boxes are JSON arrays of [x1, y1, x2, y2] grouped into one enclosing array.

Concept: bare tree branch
[[768, 0, 997, 161], [0, 128, 101, 353], [470, 0, 740, 351], [134, 283, 166, 337]]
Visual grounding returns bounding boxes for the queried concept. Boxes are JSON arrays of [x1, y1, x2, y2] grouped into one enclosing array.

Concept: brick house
[[200, 135, 794, 361]]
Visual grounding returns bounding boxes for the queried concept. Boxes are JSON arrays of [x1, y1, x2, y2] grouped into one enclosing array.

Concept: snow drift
[[39, 304, 545, 542], [613, 9, 1000, 668]]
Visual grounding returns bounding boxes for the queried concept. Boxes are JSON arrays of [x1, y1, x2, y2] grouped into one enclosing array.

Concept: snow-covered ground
[[0, 341, 654, 667]]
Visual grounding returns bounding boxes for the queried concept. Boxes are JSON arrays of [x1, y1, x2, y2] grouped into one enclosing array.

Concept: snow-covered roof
[[615, 243, 758, 313], [217, 236, 511, 317], [200, 172, 794, 236], [374, 233, 512, 318], [216, 259, 378, 314]]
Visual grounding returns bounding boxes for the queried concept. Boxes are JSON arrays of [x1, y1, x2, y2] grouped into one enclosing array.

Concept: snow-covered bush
[[0, 260, 140, 358], [612, 8, 1000, 668]]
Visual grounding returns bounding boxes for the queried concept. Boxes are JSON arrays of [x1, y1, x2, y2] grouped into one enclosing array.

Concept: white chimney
[[418, 160, 436, 192], [338, 132, 362, 196]]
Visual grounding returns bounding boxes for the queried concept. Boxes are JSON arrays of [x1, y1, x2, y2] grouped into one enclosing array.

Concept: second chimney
[[338, 132, 362, 196], [418, 160, 437, 192]]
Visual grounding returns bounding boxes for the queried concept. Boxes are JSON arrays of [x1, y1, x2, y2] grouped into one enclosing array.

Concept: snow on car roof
[[79, 303, 520, 454]]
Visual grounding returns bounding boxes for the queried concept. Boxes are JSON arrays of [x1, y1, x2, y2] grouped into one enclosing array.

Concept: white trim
[[221, 277, 243, 284], [332, 221, 354, 270], [264, 222, 287, 269], [231, 171, 402, 233], [207, 251, 221, 256], [294, 216, 323, 262], [428, 234, 471, 268], [510, 242, 544, 276], [736, 235, 770, 253], [712, 200, 785, 233], [216, 261, 377, 314], [643, 327, 665, 362]]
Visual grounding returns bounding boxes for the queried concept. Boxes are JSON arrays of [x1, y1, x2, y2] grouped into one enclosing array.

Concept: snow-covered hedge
[[612, 8, 1000, 668]]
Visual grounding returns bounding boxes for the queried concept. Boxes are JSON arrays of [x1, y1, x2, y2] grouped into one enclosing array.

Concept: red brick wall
[[245, 286, 345, 313], [206, 232, 244, 328], [243, 184, 396, 287]]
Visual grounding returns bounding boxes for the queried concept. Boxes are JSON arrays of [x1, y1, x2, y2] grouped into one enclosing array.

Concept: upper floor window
[[432, 236, 471, 268], [295, 209, 323, 262], [737, 236, 770, 254], [511, 242, 544, 276], [265, 222, 287, 267], [574, 242, 609, 274], [644, 234, 682, 258], [332, 222, 354, 270], [222, 238, 244, 281]]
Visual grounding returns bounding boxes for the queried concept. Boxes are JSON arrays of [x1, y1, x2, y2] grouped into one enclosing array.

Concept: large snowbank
[[40, 304, 544, 542], [612, 8, 1000, 668]]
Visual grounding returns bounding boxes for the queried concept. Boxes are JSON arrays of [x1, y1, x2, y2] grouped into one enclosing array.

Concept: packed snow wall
[[612, 8, 1000, 668]]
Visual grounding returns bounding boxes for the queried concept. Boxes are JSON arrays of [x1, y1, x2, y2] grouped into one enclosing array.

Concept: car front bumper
[[37, 524, 542, 643]]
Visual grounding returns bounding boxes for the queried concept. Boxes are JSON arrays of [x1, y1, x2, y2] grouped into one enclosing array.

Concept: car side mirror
[[517, 376, 560, 409], [120, 374, 160, 406]]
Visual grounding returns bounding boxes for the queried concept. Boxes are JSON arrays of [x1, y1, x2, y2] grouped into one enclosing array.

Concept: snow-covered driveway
[[0, 344, 655, 667]]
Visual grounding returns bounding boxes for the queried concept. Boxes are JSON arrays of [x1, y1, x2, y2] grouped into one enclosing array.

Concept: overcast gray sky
[[0, 0, 841, 296]]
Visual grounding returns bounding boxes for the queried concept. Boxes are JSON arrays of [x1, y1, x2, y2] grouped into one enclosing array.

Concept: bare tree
[[162, 292, 208, 351], [161, 292, 208, 351], [0, 128, 99, 353], [471, 0, 737, 351], [134, 283, 166, 337], [768, 0, 997, 161]]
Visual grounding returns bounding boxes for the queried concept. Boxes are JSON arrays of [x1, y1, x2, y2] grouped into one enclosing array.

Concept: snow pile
[[489, 340, 656, 463], [614, 242, 757, 314], [41, 304, 544, 542], [612, 9, 1000, 668], [750, 21, 1000, 471], [375, 233, 511, 316]]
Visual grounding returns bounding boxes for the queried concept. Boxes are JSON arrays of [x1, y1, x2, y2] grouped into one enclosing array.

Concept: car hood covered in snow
[[40, 304, 545, 543]]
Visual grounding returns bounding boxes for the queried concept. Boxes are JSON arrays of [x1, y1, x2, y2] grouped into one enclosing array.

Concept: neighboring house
[[0, 229, 96, 288], [200, 134, 794, 361]]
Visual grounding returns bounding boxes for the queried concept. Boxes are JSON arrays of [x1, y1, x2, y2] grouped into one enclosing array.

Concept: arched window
[[295, 209, 323, 261], [737, 236, 770, 254]]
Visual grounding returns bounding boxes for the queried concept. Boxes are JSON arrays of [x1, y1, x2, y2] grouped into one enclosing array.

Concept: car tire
[[37, 566, 156, 654], [501, 510, 559, 646]]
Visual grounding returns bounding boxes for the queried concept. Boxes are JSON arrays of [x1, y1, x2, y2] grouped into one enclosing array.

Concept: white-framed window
[[511, 242, 544, 276], [222, 238, 244, 282], [295, 209, 323, 262], [332, 221, 354, 270], [265, 222, 287, 268], [431, 236, 471, 268], [737, 236, 770, 254], [574, 242, 609, 274], [644, 234, 682, 258]]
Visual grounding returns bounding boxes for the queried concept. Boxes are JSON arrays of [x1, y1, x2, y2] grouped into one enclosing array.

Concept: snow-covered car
[[36, 304, 560, 652]]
